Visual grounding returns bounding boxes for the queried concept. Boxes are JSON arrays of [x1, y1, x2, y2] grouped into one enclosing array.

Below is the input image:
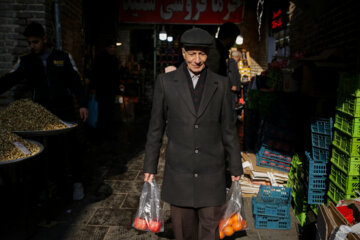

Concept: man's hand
[[144, 173, 154, 182], [231, 175, 241, 181], [79, 107, 88, 122]]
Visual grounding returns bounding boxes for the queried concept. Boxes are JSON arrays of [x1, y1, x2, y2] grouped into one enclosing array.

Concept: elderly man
[[143, 28, 243, 240]]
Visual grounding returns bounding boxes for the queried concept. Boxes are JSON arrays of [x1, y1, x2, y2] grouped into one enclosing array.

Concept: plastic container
[[327, 179, 357, 204], [336, 94, 360, 117], [337, 72, 360, 97], [334, 111, 360, 137], [329, 164, 360, 195], [311, 118, 333, 135], [332, 129, 360, 156], [252, 197, 290, 218], [330, 145, 360, 175], [257, 145, 292, 163], [305, 152, 327, 176], [307, 174, 327, 190], [307, 189, 326, 204], [311, 133, 332, 150], [253, 214, 291, 230], [256, 154, 291, 172], [312, 146, 330, 162]]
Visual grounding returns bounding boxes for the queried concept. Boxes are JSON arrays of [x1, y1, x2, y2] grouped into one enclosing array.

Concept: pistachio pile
[[0, 129, 41, 162], [0, 99, 70, 131]]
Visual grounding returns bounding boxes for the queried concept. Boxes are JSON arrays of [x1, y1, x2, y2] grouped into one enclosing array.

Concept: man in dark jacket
[[206, 22, 241, 77], [90, 40, 120, 140], [0, 22, 88, 200], [144, 28, 243, 240]]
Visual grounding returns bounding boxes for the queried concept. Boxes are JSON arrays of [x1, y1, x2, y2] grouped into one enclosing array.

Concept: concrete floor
[[1, 106, 301, 240]]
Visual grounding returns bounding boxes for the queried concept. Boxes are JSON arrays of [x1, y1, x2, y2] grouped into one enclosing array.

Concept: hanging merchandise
[[257, 0, 265, 41]]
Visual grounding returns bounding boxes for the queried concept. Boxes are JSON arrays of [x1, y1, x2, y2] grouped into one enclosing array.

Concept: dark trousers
[[170, 204, 223, 240]]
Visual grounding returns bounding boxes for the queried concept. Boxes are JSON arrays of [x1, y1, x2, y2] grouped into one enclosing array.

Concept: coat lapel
[[197, 71, 218, 117], [174, 67, 197, 116]]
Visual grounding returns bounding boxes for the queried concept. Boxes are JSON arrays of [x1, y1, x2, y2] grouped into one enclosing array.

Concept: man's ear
[[181, 47, 186, 58]]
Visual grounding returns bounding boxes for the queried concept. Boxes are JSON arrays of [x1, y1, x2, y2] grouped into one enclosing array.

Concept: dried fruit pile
[[0, 129, 41, 162], [0, 99, 69, 131]]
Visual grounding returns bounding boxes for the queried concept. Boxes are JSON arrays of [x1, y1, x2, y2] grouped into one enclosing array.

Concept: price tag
[[59, 120, 72, 128], [12, 142, 31, 155]]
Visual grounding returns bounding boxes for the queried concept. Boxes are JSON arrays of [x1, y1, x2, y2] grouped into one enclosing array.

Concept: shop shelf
[[329, 164, 360, 195], [332, 129, 360, 156], [307, 189, 326, 204], [305, 152, 327, 176], [307, 174, 327, 190], [337, 72, 360, 97], [336, 94, 360, 118], [252, 197, 290, 218], [311, 118, 333, 136], [253, 215, 291, 230], [334, 111, 360, 137], [327, 179, 357, 204], [311, 132, 332, 150], [312, 146, 330, 163], [331, 145, 360, 175]]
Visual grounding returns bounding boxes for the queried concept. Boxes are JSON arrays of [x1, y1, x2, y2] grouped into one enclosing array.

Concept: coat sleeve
[[65, 53, 88, 108], [221, 77, 243, 176], [0, 57, 25, 94], [143, 74, 167, 174], [227, 59, 241, 89]]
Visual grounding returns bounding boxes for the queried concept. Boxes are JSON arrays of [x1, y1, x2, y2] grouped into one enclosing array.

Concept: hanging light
[[236, 35, 243, 45], [159, 26, 167, 41], [167, 36, 173, 42], [215, 26, 220, 39], [116, 42, 122, 46]]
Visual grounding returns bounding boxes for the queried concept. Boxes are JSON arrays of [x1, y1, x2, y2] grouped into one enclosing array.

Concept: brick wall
[[60, 0, 84, 73], [290, 0, 360, 71]]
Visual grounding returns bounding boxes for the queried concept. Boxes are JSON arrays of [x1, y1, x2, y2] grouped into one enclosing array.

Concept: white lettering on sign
[[211, 0, 223, 12], [224, 0, 242, 20], [184, 0, 192, 20], [193, 0, 207, 20], [123, 0, 156, 11], [160, 0, 187, 20], [12, 142, 31, 155]]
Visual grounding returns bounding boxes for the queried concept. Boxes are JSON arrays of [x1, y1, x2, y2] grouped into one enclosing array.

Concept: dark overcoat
[[144, 64, 243, 208]]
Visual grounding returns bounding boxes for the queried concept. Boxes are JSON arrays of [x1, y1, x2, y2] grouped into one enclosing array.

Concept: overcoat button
[[195, 149, 199, 154], [194, 173, 198, 177], [194, 124, 199, 128]]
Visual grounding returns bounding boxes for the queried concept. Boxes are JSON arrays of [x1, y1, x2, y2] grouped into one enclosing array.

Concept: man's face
[[182, 47, 208, 75], [27, 36, 47, 54], [106, 45, 117, 56]]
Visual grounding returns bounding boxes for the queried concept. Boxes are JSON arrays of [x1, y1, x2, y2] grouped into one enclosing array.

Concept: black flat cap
[[180, 28, 214, 47]]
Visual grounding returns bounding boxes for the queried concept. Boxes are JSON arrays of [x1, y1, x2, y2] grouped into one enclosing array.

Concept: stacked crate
[[327, 72, 360, 204], [252, 185, 292, 229], [256, 145, 292, 172], [306, 117, 333, 205]]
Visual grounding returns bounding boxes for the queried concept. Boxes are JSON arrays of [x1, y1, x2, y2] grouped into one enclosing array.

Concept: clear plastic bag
[[132, 179, 164, 233], [219, 181, 247, 239]]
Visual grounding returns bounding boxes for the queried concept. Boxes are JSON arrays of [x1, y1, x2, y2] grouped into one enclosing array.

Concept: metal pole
[[54, 0, 62, 50]]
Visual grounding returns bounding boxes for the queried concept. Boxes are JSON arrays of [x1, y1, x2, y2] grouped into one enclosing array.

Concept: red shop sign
[[119, 0, 245, 24]]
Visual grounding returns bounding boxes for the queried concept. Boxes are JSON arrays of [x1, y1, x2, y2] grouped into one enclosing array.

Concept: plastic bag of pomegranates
[[218, 181, 247, 239], [132, 179, 164, 233]]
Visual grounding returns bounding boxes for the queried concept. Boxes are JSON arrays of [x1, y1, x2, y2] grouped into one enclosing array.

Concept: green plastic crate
[[327, 178, 357, 204], [336, 94, 360, 118], [330, 145, 360, 175], [332, 129, 360, 156], [329, 164, 360, 195], [338, 72, 360, 97], [334, 111, 360, 137]]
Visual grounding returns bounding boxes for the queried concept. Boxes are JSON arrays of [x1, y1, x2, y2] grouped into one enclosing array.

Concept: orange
[[224, 226, 234, 236], [219, 219, 226, 230], [241, 219, 247, 228], [225, 217, 233, 226], [231, 213, 240, 224], [232, 221, 243, 231], [219, 231, 225, 239]]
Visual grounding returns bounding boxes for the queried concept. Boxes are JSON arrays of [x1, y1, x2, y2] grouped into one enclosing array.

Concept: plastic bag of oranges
[[219, 181, 247, 239], [132, 180, 164, 233]]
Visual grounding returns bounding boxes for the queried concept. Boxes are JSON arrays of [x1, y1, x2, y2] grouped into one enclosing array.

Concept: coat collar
[[173, 63, 218, 117]]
